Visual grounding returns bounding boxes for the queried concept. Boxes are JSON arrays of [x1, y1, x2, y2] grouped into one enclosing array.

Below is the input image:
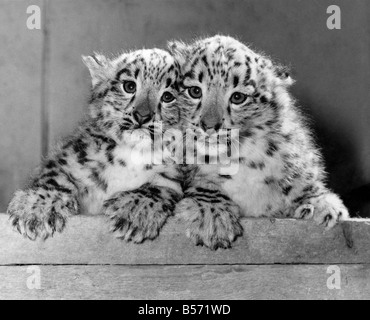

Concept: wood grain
[[0, 214, 369, 265], [0, 264, 369, 300]]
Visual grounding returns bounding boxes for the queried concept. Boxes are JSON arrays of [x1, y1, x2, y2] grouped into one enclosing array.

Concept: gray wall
[[1, 0, 369, 213]]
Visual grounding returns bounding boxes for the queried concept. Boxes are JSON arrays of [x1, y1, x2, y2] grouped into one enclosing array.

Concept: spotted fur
[[7, 48, 183, 241], [169, 35, 349, 249]]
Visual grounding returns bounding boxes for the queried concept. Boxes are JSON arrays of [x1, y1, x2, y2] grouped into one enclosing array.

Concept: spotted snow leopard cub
[[169, 35, 349, 249], [7, 48, 183, 242]]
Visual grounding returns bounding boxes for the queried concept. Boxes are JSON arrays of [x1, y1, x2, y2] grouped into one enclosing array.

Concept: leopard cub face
[[168, 35, 293, 160], [83, 49, 181, 140]]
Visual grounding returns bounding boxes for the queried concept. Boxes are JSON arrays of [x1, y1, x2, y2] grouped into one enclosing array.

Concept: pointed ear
[[167, 40, 190, 66], [275, 65, 294, 87], [82, 53, 109, 87]]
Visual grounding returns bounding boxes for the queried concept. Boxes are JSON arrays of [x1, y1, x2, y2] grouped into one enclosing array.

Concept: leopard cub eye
[[188, 86, 202, 99], [161, 91, 176, 103], [122, 81, 136, 94], [230, 92, 247, 105]]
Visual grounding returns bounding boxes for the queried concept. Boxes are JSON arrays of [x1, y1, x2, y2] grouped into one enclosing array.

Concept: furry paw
[[294, 204, 314, 220], [103, 185, 180, 243], [176, 191, 243, 250], [7, 189, 78, 240], [299, 193, 349, 229]]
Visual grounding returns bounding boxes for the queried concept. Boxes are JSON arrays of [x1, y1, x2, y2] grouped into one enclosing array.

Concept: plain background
[[0, 0, 369, 214]]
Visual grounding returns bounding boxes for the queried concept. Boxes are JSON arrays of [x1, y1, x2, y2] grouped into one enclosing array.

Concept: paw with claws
[[103, 184, 180, 243], [7, 189, 78, 240], [294, 193, 349, 229], [176, 188, 243, 250]]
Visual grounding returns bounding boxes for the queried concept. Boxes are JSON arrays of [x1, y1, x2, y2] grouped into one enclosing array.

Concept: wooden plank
[[0, 214, 369, 265], [0, 0, 43, 212], [0, 264, 369, 300]]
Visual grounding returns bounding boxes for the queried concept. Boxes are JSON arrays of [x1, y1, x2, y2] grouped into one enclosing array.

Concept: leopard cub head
[[83, 48, 181, 138], [168, 35, 294, 146]]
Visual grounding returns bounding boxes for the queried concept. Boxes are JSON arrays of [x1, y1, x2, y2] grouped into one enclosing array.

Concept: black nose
[[133, 110, 153, 125], [201, 121, 222, 132]]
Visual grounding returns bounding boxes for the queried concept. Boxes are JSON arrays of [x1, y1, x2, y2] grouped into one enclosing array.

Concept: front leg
[[176, 185, 243, 250], [103, 183, 181, 243], [7, 160, 79, 240]]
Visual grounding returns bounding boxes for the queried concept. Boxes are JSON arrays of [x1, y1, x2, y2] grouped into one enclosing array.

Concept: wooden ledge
[[0, 214, 369, 265], [1, 214, 370, 299]]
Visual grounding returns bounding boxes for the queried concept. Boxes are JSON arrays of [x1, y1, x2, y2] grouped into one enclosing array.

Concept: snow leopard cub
[[169, 35, 349, 250], [7, 48, 183, 242]]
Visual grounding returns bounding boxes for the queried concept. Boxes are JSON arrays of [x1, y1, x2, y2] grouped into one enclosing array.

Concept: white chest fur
[[220, 141, 291, 217], [81, 143, 155, 215]]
